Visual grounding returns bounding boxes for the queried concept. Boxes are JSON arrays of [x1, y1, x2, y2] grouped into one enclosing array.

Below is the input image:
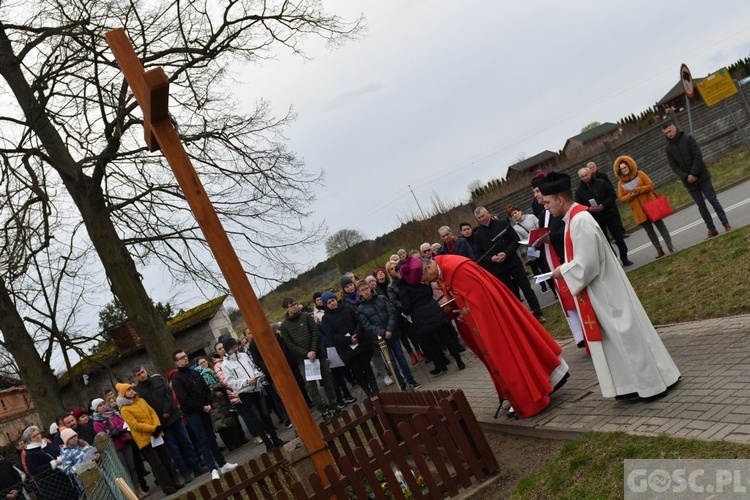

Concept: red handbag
[[643, 194, 673, 222]]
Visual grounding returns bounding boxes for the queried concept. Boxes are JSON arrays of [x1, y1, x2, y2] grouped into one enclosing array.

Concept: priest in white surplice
[[540, 172, 680, 400]]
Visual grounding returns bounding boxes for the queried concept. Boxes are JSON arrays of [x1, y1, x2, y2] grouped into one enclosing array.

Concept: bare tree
[[325, 229, 366, 257], [0, 0, 361, 383], [581, 121, 602, 133]]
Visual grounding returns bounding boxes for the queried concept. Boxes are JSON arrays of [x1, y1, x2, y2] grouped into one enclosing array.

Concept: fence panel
[[185, 389, 497, 499]]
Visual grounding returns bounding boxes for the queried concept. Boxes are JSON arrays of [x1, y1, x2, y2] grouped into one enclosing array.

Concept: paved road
[[534, 177, 750, 309]]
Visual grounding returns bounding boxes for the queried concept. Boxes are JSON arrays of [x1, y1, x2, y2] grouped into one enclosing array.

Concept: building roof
[[166, 295, 227, 334], [58, 296, 227, 384], [656, 78, 705, 106], [507, 150, 558, 172], [566, 122, 621, 144]]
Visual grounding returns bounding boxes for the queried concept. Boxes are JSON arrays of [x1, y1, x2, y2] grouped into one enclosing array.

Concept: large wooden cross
[[105, 28, 336, 481]]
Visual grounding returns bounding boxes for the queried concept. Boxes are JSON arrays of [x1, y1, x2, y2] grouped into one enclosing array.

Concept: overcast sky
[[137, 0, 750, 306], [49, 0, 750, 373], [233, 0, 750, 265]]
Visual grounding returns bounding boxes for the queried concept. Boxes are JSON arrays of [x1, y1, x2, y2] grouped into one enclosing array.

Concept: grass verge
[[542, 223, 750, 338], [511, 431, 750, 499]]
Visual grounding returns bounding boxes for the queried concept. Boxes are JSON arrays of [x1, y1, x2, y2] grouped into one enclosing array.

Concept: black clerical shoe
[[622, 260, 634, 267], [551, 372, 570, 394], [614, 392, 640, 401], [576, 340, 586, 349]]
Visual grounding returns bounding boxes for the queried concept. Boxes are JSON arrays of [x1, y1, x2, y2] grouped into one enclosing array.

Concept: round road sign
[[681, 63, 695, 98]]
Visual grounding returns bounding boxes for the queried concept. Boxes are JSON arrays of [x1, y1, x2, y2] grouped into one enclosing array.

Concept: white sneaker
[[383, 375, 394, 386], [220, 462, 238, 474], [211, 469, 220, 481]]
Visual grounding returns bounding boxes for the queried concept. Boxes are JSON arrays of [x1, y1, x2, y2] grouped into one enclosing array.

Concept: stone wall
[[485, 83, 750, 217]]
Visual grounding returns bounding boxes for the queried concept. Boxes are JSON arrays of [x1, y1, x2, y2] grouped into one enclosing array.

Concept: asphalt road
[[534, 178, 750, 309]]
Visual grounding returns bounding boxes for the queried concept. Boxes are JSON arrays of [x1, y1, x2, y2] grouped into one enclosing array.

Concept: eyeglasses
[[175, 354, 188, 361], [421, 250, 432, 254], [285, 302, 298, 308]]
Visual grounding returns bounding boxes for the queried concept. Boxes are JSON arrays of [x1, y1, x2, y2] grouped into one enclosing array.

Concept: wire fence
[[10, 435, 138, 499]]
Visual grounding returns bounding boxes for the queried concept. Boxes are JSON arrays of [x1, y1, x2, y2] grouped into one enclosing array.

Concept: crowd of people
[[2, 122, 732, 498]]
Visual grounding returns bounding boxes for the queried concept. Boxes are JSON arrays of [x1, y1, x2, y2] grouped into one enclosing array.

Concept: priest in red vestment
[[409, 255, 569, 419]]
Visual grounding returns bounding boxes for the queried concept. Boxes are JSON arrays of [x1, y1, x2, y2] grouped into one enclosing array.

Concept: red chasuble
[[434, 254, 565, 418]]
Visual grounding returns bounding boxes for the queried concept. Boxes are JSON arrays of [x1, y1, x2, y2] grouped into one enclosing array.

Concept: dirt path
[[466, 430, 567, 499]]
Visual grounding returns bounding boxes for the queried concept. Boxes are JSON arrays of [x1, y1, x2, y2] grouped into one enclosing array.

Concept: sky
[[47, 0, 750, 373], [225, 0, 750, 275]]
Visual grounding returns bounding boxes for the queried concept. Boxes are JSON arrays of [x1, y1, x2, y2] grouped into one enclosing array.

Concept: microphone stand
[[476, 226, 510, 263]]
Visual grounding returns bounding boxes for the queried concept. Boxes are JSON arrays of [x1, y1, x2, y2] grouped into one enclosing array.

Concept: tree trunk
[[0, 277, 63, 425], [0, 27, 177, 375]]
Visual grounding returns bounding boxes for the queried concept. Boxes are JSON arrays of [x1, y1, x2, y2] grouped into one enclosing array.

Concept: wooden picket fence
[[186, 389, 499, 499]]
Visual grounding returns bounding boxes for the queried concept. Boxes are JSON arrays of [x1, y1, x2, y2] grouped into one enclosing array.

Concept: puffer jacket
[[614, 155, 659, 225], [321, 302, 372, 365], [117, 395, 161, 450], [281, 311, 322, 361], [357, 294, 400, 346]]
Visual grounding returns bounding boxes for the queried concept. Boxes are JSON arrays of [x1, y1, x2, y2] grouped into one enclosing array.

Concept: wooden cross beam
[[105, 28, 337, 481]]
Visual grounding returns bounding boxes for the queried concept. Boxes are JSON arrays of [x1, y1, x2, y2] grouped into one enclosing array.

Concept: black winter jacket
[[399, 282, 446, 335], [357, 295, 400, 346], [321, 302, 372, 365], [137, 373, 182, 426], [472, 217, 522, 276], [665, 130, 711, 186], [171, 367, 212, 415], [575, 178, 619, 222]]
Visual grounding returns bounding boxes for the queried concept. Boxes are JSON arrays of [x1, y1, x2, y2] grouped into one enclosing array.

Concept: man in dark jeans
[[663, 122, 732, 238], [170, 350, 237, 481], [133, 365, 207, 484], [575, 167, 633, 266], [472, 206, 545, 323]]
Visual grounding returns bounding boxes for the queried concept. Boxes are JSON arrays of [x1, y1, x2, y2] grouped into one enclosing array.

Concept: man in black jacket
[[133, 365, 205, 483], [663, 122, 731, 238], [472, 206, 545, 322], [280, 297, 338, 421], [587, 161, 629, 238], [171, 350, 237, 481], [575, 168, 633, 266]]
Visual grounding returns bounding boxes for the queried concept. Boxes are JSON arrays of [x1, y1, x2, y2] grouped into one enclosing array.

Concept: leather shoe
[[622, 260, 634, 267], [655, 249, 665, 259], [706, 229, 719, 239], [667, 245, 676, 253], [724, 224, 733, 232]]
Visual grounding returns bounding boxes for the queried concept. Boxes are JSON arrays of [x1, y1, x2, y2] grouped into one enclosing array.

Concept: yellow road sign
[[697, 68, 737, 107]]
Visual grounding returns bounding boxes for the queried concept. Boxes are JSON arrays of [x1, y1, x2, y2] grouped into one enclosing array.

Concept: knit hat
[[71, 409, 86, 420], [115, 383, 133, 397], [321, 291, 337, 306], [374, 267, 387, 278], [531, 171, 548, 188], [90, 398, 105, 412], [340, 276, 354, 289], [389, 254, 400, 263], [400, 257, 424, 285], [223, 337, 238, 352], [312, 291, 323, 301], [60, 428, 77, 445]]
